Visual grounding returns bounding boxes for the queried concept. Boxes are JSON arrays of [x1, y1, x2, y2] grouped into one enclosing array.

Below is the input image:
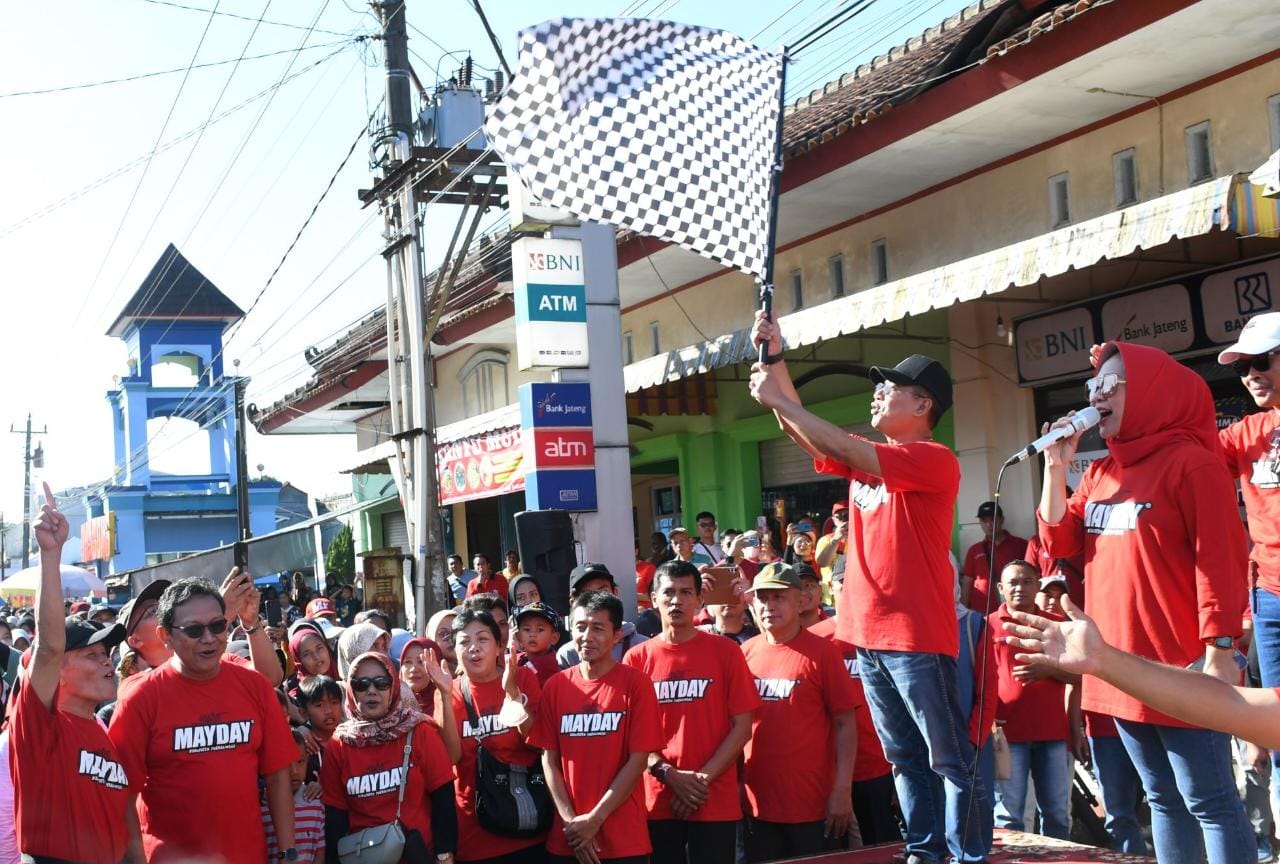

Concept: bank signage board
[[1014, 255, 1280, 385], [513, 237, 589, 370], [519, 382, 597, 511]]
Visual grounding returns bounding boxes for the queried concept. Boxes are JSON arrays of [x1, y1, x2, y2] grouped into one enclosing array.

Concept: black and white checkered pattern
[[485, 18, 783, 281]]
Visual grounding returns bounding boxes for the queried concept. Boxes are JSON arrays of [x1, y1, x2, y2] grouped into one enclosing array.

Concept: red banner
[[437, 426, 525, 505], [80, 514, 115, 562]]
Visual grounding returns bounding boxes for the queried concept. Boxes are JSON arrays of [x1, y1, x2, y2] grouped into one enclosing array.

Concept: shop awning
[[625, 174, 1244, 393]]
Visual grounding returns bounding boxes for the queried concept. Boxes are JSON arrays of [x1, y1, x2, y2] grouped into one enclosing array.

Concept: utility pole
[[10, 414, 47, 569], [233, 377, 251, 571], [377, 0, 442, 634], [0, 513, 8, 579]]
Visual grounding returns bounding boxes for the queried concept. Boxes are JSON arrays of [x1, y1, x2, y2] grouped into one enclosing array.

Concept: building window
[[622, 330, 634, 365], [1269, 94, 1280, 151], [649, 322, 661, 356], [1185, 121, 1214, 184], [871, 239, 889, 285], [1113, 148, 1138, 207], [829, 255, 845, 298], [458, 348, 509, 416], [790, 269, 803, 310], [1048, 173, 1070, 228]]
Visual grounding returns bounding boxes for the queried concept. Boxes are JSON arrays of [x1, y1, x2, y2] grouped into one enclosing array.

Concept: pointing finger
[[42, 481, 55, 508]]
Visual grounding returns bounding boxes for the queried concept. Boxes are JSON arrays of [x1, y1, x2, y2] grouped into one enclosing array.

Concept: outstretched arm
[[1004, 597, 1280, 748], [30, 483, 69, 711]]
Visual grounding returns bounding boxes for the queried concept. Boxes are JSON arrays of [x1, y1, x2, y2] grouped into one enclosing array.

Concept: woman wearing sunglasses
[[320, 651, 458, 863], [443, 609, 546, 864], [1037, 341, 1252, 864]]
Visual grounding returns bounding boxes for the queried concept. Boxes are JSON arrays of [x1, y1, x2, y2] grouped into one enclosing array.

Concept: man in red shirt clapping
[[622, 560, 759, 864], [10, 483, 130, 864]]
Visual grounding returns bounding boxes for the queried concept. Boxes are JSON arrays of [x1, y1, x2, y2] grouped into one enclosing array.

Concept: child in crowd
[[262, 729, 325, 862], [513, 601, 562, 685], [1038, 573, 1069, 617], [297, 675, 344, 783]]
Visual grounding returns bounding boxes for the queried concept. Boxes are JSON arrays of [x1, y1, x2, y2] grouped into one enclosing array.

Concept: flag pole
[[758, 49, 790, 364]]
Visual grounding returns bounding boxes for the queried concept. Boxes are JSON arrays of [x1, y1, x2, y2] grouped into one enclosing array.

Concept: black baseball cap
[[119, 579, 171, 636], [65, 617, 126, 652], [569, 562, 615, 593], [513, 601, 563, 631], [869, 354, 953, 413], [976, 501, 1003, 519]]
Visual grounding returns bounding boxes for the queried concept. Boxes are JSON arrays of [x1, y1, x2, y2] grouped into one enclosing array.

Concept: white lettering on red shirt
[[171, 720, 254, 754], [558, 711, 625, 736], [653, 678, 711, 703], [754, 678, 799, 701], [345, 766, 408, 797], [461, 714, 511, 740], [848, 480, 887, 512], [1083, 500, 1151, 535], [77, 750, 128, 790]]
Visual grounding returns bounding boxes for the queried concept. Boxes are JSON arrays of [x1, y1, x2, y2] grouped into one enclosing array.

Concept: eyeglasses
[[350, 675, 393, 693], [874, 381, 926, 400], [1231, 350, 1280, 377], [1085, 373, 1126, 400], [172, 618, 229, 640]]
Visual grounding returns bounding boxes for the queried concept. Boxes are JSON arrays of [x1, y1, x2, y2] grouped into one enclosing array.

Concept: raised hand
[[33, 481, 68, 552], [1002, 596, 1104, 678], [750, 309, 782, 357], [424, 649, 454, 692], [219, 567, 259, 626], [502, 636, 521, 699]]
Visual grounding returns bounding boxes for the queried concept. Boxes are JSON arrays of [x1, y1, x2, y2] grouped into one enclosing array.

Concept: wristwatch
[[649, 760, 673, 783], [1205, 636, 1234, 649], [278, 848, 299, 861]]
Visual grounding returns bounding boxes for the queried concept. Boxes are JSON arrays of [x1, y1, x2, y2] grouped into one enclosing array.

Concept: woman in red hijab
[[1037, 342, 1251, 864]]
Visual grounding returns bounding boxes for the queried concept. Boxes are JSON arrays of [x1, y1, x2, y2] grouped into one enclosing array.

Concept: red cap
[[306, 598, 336, 619], [831, 501, 848, 514], [69, 601, 90, 614]]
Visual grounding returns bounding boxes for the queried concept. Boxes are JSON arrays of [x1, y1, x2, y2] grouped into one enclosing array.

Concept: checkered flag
[[485, 18, 784, 281]]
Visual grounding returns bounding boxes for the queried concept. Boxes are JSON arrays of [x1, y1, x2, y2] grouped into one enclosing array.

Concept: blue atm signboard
[[514, 237, 590, 370], [519, 382, 597, 511]]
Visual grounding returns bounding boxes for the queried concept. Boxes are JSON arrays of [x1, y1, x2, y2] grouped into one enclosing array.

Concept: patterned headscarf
[[335, 651, 425, 747], [337, 622, 387, 680]]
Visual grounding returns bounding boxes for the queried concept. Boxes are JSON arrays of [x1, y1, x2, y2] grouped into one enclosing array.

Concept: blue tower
[[90, 244, 281, 574]]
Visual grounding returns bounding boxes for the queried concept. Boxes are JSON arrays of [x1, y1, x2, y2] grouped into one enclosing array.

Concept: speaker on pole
[[514, 509, 576, 615]]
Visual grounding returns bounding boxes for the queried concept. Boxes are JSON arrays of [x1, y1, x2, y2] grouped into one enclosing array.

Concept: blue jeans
[[1090, 734, 1150, 854], [1252, 586, 1280, 821], [858, 649, 987, 863], [1116, 719, 1255, 864], [993, 740, 1071, 839]]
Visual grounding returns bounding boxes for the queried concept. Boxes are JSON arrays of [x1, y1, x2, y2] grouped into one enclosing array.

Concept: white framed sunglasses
[[1085, 372, 1126, 400]]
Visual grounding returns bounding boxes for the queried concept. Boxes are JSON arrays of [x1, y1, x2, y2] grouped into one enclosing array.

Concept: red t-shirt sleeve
[[724, 643, 763, 717], [818, 640, 860, 716], [625, 670, 664, 755], [414, 724, 456, 792], [814, 452, 857, 482], [106, 680, 152, 795], [1218, 423, 1241, 467], [962, 544, 981, 581], [1183, 462, 1250, 638], [876, 441, 958, 494]]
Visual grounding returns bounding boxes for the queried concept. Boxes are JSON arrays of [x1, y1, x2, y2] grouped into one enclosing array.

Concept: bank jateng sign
[[1014, 255, 1280, 385], [514, 237, 589, 370], [519, 382, 597, 511]]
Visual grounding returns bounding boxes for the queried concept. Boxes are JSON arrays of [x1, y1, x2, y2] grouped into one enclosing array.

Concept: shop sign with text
[[514, 237, 589, 370], [519, 382, 597, 511]]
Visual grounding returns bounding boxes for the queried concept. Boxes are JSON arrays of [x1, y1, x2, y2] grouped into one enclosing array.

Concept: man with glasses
[[749, 311, 986, 864], [109, 578, 301, 862]]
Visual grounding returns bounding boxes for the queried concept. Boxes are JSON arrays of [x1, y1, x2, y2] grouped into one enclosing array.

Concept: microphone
[[1004, 406, 1100, 467]]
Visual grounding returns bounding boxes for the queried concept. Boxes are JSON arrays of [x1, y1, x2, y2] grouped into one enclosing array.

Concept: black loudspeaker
[[514, 509, 575, 616]]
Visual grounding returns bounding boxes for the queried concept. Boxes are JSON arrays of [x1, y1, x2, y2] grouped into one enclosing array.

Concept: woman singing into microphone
[[1037, 341, 1251, 864]]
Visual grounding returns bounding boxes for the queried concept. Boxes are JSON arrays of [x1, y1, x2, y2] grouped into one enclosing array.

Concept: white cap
[[1039, 574, 1068, 590], [1218, 312, 1280, 364]]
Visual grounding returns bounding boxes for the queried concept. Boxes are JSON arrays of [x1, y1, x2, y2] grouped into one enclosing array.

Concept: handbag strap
[[460, 676, 488, 757], [394, 726, 415, 822]]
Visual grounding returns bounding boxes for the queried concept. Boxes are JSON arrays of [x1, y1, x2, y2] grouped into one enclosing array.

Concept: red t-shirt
[[321, 720, 454, 843], [467, 573, 511, 599], [519, 651, 562, 687], [1024, 535, 1085, 609], [808, 617, 891, 782], [621, 631, 761, 821], [528, 662, 663, 858], [9, 681, 128, 863], [816, 440, 960, 654], [448, 668, 545, 861], [108, 659, 298, 863], [962, 533, 1026, 614], [1220, 410, 1280, 594], [1038, 448, 1248, 725], [741, 629, 861, 823], [636, 561, 657, 609], [988, 604, 1070, 744], [1084, 711, 1119, 739], [116, 652, 251, 701]]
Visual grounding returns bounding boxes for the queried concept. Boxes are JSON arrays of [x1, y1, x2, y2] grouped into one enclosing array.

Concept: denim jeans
[[858, 649, 987, 863], [993, 740, 1071, 840], [1116, 719, 1256, 864], [1089, 734, 1150, 854], [1252, 585, 1280, 821]]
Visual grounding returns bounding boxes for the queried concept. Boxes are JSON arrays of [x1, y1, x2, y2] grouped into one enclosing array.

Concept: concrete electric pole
[[10, 414, 47, 569]]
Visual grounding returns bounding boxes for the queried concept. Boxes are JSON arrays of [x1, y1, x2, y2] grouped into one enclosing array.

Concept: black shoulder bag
[[460, 677, 553, 838]]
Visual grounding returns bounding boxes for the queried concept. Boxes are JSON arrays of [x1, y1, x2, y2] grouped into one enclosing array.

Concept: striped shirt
[[261, 792, 324, 862]]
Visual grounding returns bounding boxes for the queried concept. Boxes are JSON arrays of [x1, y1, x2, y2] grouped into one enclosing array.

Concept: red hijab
[[1102, 342, 1223, 468]]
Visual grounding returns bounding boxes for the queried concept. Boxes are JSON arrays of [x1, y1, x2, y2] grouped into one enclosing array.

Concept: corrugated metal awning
[[625, 174, 1241, 393]]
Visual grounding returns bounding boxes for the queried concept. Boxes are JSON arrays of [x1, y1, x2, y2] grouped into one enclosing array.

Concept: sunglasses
[[1085, 372, 1126, 400], [350, 675, 393, 693], [172, 618, 229, 640], [1231, 350, 1280, 377]]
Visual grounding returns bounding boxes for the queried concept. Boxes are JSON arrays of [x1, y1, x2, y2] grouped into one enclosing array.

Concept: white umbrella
[[0, 563, 106, 598]]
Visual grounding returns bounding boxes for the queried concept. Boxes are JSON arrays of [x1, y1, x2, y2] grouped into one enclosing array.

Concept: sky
[[0, 0, 971, 555]]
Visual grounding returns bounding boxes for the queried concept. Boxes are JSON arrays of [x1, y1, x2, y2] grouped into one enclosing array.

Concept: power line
[[789, 0, 880, 56], [0, 39, 352, 98], [141, 0, 359, 37], [469, 0, 511, 78]]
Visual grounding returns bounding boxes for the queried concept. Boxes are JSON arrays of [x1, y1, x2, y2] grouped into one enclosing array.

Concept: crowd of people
[[12, 310, 1280, 864]]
